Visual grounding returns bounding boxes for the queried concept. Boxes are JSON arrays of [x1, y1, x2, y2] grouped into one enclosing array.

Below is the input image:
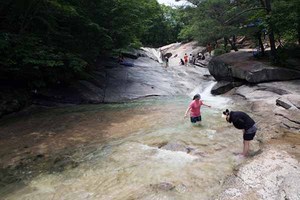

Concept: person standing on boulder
[[165, 56, 169, 68], [184, 94, 211, 125], [180, 58, 184, 65], [206, 43, 212, 56], [222, 109, 257, 157], [184, 53, 188, 66]]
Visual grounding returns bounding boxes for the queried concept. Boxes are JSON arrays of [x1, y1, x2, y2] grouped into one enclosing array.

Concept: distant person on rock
[[118, 54, 124, 63], [206, 43, 212, 56], [192, 55, 196, 65], [184, 53, 188, 66], [253, 46, 260, 58], [180, 58, 184, 65], [184, 94, 211, 125], [189, 54, 193, 64], [222, 109, 257, 157], [165, 56, 169, 68], [197, 52, 205, 60]]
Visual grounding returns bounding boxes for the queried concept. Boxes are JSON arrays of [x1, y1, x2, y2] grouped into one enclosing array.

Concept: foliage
[[270, 0, 299, 44], [181, 0, 299, 60], [214, 45, 230, 56], [0, 0, 184, 88]]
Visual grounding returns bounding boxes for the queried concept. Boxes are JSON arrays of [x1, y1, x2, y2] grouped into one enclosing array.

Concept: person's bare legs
[[242, 140, 250, 157]]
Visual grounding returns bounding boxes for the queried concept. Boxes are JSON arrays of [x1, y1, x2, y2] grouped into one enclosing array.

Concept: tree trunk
[[224, 36, 228, 51], [215, 40, 219, 49], [298, 23, 300, 45], [257, 32, 265, 55], [231, 35, 238, 51], [259, 0, 266, 7], [265, 0, 277, 61]]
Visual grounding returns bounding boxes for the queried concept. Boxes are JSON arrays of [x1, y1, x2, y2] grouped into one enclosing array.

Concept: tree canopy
[[0, 0, 299, 89], [179, 0, 299, 59], [0, 0, 183, 88]]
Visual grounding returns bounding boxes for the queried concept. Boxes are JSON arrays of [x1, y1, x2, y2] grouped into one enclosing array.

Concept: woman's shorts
[[243, 124, 257, 141], [191, 116, 201, 123]]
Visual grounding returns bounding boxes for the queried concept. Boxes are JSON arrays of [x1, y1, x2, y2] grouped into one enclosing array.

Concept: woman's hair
[[193, 94, 201, 100], [223, 109, 230, 116]]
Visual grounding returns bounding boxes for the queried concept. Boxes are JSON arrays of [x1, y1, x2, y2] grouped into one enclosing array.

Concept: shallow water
[[1, 83, 247, 200]]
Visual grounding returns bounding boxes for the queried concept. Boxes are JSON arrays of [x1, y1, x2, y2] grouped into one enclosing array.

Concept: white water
[[140, 47, 163, 64], [190, 81, 230, 109]]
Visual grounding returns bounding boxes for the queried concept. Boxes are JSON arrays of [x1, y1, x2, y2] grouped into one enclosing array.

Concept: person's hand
[[184, 114, 187, 119]]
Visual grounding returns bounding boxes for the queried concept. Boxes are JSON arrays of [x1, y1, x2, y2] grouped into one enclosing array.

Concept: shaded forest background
[[0, 0, 299, 89]]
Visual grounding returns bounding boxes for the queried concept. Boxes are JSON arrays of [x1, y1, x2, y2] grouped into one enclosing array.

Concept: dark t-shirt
[[229, 111, 255, 130]]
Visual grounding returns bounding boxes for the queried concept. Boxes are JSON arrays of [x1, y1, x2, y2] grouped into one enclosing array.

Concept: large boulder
[[208, 51, 300, 83], [218, 149, 300, 200], [211, 81, 244, 95]]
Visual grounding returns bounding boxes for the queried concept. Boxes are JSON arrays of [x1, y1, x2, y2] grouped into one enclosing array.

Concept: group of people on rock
[[177, 43, 213, 67], [163, 43, 214, 68], [184, 94, 257, 158]]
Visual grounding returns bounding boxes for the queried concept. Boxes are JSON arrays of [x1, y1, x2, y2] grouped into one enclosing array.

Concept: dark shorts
[[243, 124, 257, 141], [191, 116, 201, 123]]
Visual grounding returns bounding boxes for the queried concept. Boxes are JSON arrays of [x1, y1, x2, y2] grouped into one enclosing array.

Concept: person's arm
[[202, 103, 211, 108], [201, 101, 211, 108], [184, 106, 191, 118]]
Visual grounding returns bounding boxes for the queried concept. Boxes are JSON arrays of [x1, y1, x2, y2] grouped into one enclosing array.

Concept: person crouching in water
[[184, 94, 211, 125], [223, 109, 257, 157]]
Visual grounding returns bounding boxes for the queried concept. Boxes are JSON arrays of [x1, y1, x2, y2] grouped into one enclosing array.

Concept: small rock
[[150, 182, 175, 191], [276, 98, 292, 109]]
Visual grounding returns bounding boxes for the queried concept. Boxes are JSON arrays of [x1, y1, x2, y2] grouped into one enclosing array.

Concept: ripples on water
[[1, 86, 247, 200]]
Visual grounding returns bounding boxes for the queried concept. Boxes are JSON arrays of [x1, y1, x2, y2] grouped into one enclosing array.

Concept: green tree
[[0, 0, 184, 88]]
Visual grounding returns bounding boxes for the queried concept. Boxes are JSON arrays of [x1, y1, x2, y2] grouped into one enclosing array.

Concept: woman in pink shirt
[[184, 94, 211, 124]]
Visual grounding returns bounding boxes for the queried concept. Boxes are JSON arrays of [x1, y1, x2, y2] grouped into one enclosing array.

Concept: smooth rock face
[[208, 51, 300, 83], [33, 43, 211, 104], [234, 80, 300, 135], [218, 149, 300, 200], [287, 94, 300, 109]]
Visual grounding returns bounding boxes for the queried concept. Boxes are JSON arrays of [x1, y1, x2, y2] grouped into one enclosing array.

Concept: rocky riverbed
[[216, 79, 300, 200], [208, 50, 300, 199], [0, 42, 300, 199]]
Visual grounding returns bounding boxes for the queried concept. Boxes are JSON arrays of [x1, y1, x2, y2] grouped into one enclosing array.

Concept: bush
[[214, 48, 227, 56], [0, 33, 87, 88]]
